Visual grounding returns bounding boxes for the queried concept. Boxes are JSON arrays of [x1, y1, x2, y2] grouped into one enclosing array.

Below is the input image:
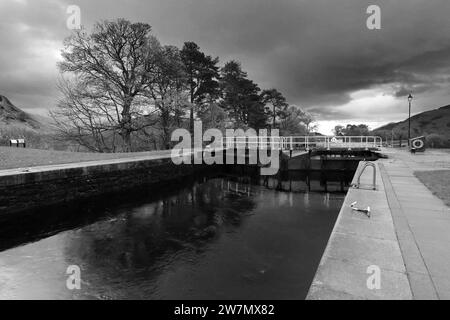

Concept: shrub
[[426, 134, 448, 148]]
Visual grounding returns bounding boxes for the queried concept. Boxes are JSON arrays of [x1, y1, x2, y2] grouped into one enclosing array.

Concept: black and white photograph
[[1, 0, 450, 307]]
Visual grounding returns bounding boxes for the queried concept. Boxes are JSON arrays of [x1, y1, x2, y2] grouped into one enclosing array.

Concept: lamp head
[[408, 94, 413, 102]]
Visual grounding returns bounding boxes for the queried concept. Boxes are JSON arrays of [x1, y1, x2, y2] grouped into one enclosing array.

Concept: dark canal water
[[0, 173, 345, 299]]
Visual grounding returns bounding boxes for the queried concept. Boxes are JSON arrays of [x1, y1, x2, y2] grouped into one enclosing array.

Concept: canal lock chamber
[[0, 149, 380, 299]]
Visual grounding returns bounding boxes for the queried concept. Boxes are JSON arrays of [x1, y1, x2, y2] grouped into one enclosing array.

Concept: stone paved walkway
[[308, 149, 450, 300], [308, 160, 412, 299], [380, 149, 450, 299]]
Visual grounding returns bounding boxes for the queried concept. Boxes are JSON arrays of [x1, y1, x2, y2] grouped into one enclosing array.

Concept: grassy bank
[[0, 147, 171, 170], [415, 170, 450, 206]]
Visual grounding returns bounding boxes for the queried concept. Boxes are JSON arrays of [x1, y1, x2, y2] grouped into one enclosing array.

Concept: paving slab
[[307, 160, 412, 300], [407, 217, 450, 243], [432, 276, 450, 299], [335, 217, 396, 240], [379, 149, 450, 300], [401, 202, 450, 212], [398, 197, 446, 207], [326, 232, 405, 272], [414, 241, 450, 279], [310, 257, 411, 300], [307, 284, 363, 300], [405, 208, 450, 220], [309, 149, 449, 300], [408, 272, 439, 300]]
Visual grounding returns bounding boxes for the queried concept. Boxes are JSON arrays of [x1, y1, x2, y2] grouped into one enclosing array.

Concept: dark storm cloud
[[1, 0, 450, 121], [0, 0, 68, 111]]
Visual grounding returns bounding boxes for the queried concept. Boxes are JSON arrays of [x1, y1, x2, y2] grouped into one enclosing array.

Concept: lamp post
[[407, 94, 413, 147]]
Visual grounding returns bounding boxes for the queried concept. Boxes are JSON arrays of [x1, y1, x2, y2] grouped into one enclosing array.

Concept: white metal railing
[[222, 136, 383, 150], [384, 140, 407, 148]]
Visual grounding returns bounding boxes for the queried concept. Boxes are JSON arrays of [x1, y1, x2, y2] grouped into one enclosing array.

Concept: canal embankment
[[1, 147, 355, 215], [0, 152, 201, 214], [378, 150, 450, 299], [0, 147, 265, 215], [307, 158, 412, 299], [308, 149, 450, 300]]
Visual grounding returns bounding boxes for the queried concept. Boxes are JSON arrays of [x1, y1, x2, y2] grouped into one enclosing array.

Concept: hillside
[[0, 95, 51, 132], [0, 94, 58, 149], [373, 105, 450, 147]]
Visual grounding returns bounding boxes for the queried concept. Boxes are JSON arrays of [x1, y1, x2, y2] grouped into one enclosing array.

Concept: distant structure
[[9, 139, 26, 148]]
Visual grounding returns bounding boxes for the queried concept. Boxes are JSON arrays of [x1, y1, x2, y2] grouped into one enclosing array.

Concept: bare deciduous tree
[[279, 105, 307, 136], [54, 19, 159, 152], [299, 109, 318, 135]]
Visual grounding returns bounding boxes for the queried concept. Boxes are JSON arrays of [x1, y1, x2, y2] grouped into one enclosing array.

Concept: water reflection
[[0, 175, 344, 300]]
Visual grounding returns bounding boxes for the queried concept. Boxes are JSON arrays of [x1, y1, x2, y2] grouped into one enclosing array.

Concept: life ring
[[412, 139, 424, 149]]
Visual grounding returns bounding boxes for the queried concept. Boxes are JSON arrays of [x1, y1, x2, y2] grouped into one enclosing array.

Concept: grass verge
[[414, 170, 450, 207], [0, 147, 170, 170]]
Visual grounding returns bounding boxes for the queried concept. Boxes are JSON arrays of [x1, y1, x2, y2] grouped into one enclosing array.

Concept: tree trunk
[[121, 98, 133, 152], [161, 109, 172, 150], [190, 107, 194, 134], [273, 104, 276, 129], [122, 130, 131, 152], [189, 84, 195, 150], [189, 83, 195, 136]]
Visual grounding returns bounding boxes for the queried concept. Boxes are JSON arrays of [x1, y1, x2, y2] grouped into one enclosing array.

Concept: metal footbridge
[[222, 136, 383, 151]]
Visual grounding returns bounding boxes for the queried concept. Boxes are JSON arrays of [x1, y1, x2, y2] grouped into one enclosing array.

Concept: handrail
[[352, 161, 377, 190], [222, 136, 383, 150]]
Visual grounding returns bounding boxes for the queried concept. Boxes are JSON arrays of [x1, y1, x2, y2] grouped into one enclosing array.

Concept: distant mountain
[[373, 105, 450, 146], [0, 94, 52, 133]]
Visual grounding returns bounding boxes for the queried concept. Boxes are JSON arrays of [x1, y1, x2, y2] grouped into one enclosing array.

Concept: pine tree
[[219, 60, 268, 129], [180, 42, 220, 134]]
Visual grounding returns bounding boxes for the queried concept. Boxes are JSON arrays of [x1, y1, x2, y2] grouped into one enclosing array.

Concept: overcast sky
[[1, 0, 450, 134]]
